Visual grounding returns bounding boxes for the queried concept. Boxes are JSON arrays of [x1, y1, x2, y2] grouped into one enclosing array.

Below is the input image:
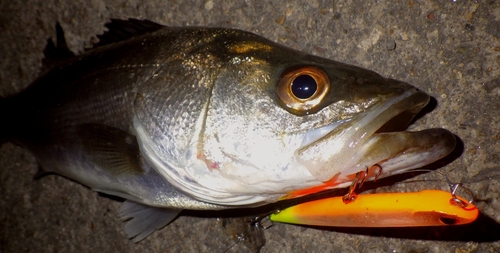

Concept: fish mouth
[[296, 88, 456, 183]]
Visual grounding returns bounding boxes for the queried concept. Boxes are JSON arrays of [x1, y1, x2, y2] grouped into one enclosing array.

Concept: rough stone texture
[[1, 1, 499, 252]]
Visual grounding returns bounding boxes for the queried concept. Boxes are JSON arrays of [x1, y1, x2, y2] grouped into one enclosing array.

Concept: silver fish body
[[1, 19, 456, 241]]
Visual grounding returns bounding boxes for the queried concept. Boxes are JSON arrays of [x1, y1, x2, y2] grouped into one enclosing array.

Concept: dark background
[[1, 1, 499, 252]]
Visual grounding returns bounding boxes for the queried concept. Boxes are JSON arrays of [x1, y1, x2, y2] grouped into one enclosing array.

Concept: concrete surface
[[1, 0, 499, 252]]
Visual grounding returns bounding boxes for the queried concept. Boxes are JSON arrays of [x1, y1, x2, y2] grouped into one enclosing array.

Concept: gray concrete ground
[[1, 0, 499, 252]]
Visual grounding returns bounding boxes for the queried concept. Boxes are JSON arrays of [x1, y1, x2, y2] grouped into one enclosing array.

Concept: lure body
[[270, 190, 478, 227]]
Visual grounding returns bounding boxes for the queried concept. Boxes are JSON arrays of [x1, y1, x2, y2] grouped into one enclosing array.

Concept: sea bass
[[1, 19, 456, 241]]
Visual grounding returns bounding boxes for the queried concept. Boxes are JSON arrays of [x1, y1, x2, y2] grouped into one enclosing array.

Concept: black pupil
[[291, 75, 317, 99]]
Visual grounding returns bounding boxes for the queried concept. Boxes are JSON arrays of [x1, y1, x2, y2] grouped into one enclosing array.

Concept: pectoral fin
[[119, 200, 181, 242], [76, 124, 144, 176]]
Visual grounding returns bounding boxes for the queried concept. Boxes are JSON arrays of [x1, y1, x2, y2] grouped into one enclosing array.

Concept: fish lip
[[297, 88, 455, 182], [358, 128, 456, 177]]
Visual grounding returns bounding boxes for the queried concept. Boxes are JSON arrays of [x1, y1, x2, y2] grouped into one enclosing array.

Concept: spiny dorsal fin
[[41, 23, 75, 72], [90, 19, 165, 49], [41, 19, 165, 70], [119, 200, 181, 242]]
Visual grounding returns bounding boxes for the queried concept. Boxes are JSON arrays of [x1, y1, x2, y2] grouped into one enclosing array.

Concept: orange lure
[[270, 190, 478, 227]]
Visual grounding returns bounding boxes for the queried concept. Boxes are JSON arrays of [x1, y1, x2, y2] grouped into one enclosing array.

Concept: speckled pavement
[[1, 1, 499, 252]]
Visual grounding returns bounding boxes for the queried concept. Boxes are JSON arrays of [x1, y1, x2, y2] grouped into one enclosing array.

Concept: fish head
[[133, 28, 456, 205]]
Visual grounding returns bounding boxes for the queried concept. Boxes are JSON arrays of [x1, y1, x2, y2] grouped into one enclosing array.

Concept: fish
[[0, 19, 456, 242]]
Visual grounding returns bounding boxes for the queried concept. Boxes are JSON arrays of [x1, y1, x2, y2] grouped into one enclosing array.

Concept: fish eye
[[291, 75, 317, 99], [277, 66, 330, 114]]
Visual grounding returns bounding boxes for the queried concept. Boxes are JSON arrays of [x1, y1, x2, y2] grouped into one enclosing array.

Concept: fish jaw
[[295, 88, 456, 184], [351, 128, 456, 178]]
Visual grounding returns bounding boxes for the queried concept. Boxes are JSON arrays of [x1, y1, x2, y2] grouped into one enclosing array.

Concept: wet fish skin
[[1, 19, 456, 242], [4, 22, 389, 204], [4, 25, 227, 210]]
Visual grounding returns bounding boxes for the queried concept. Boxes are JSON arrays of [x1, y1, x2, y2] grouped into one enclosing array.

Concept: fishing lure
[[269, 190, 478, 227]]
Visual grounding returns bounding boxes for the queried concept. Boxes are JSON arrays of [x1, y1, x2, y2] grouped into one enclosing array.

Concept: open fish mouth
[[296, 88, 456, 183]]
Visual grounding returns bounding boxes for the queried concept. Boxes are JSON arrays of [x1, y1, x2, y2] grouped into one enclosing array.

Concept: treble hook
[[448, 183, 475, 208], [431, 169, 475, 208], [372, 164, 383, 182], [342, 164, 383, 204], [404, 168, 476, 209], [251, 211, 277, 229]]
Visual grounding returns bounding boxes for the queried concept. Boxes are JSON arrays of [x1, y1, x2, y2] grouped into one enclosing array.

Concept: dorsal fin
[[90, 19, 165, 49], [40, 19, 165, 71], [41, 23, 75, 72]]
